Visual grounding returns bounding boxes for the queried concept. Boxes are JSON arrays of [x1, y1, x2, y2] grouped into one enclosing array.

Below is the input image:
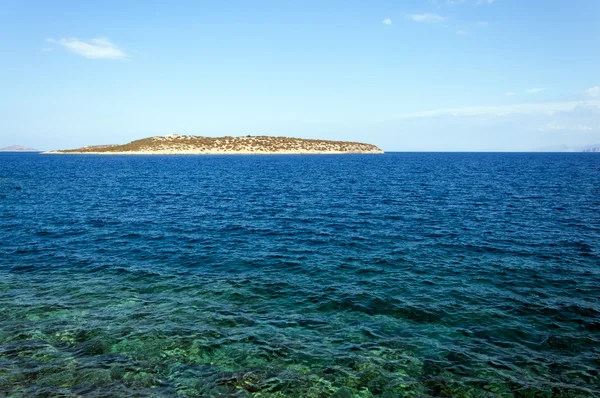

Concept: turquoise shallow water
[[1, 152, 599, 397]]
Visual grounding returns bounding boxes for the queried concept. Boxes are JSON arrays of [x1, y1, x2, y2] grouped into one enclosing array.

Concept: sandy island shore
[[43, 149, 383, 155]]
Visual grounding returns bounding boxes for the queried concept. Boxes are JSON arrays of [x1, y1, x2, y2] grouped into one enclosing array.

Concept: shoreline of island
[[43, 150, 383, 155]]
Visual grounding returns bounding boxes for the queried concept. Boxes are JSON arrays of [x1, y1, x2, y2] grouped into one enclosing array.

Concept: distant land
[[582, 146, 600, 153], [44, 135, 384, 155], [0, 145, 38, 152], [533, 144, 600, 152]]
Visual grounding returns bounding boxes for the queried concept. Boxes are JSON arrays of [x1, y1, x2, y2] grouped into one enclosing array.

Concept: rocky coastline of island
[[43, 135, 384, 155]]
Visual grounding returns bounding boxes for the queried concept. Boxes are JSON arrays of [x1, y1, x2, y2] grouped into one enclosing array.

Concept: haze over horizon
[[1, 0, 599, 152]]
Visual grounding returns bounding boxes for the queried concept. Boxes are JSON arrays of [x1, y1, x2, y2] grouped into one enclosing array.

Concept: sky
[[1, 0, 599, 151]]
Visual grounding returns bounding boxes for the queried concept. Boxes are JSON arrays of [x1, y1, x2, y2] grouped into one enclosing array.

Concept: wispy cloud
[[46, 37, 127, 59], [536, 122, 564, 132], [392, 100, 600, 120], [526, 88, 546, 94], [586, 86, 600, 97], [410, 13, 445, 23], [505, 92, 516, 97], [446, 0, 465, 4], [477, 0, 495, 4], [476, 21, 489, 27], [383, 18, 392, 25], [537, 123, 597, 132], [456, 29, 468, 35]]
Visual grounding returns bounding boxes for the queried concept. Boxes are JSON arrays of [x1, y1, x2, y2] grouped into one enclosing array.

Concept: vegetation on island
[[46, 135, 383, 154]]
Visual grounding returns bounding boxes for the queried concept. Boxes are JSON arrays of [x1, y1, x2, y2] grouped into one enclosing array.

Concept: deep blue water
[[1, 152, 599, 397]]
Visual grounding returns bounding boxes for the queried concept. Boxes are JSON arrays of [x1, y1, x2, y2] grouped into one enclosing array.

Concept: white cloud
[[537, 122, 564, 132], [577, 125, 594, 132], [46, 37, 127, 59], [476, 21, 489, 27], [410, 13, 445, 23], [383, 18, 392, 25], [456, 29, 468, 35], [537, 123, 597, 132], [477, 0, 495, 4], [586, 86, 600, 97], [526, 88, 546, 94], [505, 92, 516, 97], [446, 0, 465, 4], [392, 100, 600, 120]]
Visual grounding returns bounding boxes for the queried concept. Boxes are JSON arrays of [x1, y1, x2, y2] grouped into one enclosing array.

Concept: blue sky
[[1, 0, 599, 151]]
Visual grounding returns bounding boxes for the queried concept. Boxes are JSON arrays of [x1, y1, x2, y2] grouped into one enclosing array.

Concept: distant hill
[[45, 135, 384, 155], [533, 144, 600, 152], [0, 145, 38, 152], [582, 145, 600, 152]]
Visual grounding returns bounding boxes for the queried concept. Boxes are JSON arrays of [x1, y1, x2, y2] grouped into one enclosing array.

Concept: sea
[[0, 152, 599, 397]]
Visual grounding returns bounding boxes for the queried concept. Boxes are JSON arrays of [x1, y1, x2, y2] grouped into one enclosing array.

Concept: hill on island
[[45, 135, 383, 155], [0, 145, 38, 152]]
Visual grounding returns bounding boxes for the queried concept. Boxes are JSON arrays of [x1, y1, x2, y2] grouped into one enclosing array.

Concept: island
[[0, 145, 38, 152], [44, 135, 384, 155]]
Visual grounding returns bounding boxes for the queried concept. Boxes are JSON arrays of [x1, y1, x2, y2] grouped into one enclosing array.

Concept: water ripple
[[1, 152, 599, 396]]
